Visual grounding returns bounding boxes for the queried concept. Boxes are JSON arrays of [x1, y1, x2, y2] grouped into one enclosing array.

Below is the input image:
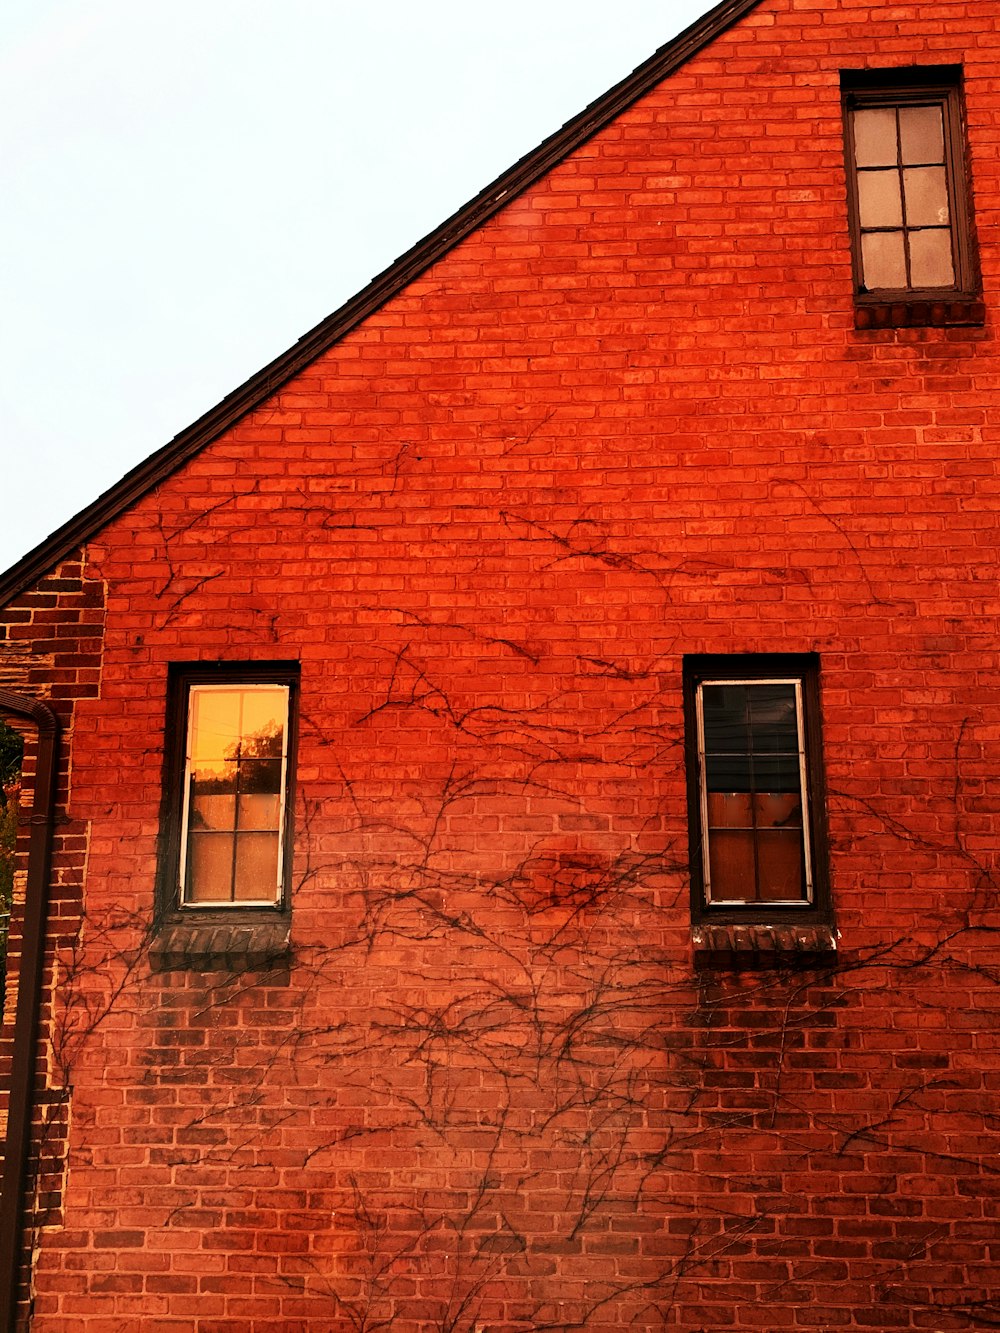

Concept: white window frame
[[695, 676, 814, 909], [178, 682, 291, 908]]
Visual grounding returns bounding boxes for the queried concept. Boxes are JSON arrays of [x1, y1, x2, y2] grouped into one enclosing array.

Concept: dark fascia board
[[0, 0, 762, 610]]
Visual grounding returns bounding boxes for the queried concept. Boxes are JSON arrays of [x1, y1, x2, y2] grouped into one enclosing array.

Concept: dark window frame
[[156, 661, 300, 929], [683, 653, 831, 929], [841, 66, 979, 309]]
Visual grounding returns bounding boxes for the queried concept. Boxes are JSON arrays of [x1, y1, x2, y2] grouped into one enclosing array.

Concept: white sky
[[1, 0, 713, 573]]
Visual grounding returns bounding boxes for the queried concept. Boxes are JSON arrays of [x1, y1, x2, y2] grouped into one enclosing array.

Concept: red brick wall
[[0, 556, 106, 1325], [11, 1, 1000, 1328]]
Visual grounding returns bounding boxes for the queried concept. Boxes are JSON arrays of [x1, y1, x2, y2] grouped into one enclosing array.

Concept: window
[[684, 655, 829, 927], [842, 68, 980, 321], [160, 664, 298, 915]]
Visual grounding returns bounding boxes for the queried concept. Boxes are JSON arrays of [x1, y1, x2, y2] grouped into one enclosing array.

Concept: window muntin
[[695, 678, 812, 908], [842, 71, 976, 301], [178, 683, 291, 907]]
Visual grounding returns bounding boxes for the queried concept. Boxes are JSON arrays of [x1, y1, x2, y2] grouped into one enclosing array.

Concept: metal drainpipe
[[0, 692, 59, 1332]]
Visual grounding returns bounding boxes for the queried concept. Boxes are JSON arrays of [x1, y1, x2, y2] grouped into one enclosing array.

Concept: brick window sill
[[149, 916, 291, 972], [691, 922, 837, 970], [854, 299, 985, 331]]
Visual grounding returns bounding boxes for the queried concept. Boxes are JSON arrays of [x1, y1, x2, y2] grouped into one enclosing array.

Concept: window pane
[[898, 104, 944, 164], [702, 685, 750, 752], [705, 751, 752, 791], [238, 792, 281, 832], [753, 791, 802, 829], [909, 229, 955, 287], [237, 692, 286, 758], [857, 170, 903, 228], [853, 107, 898, 166], [237, 757, 282, 794], [189, 789, 236, 832], [756, 832, 805, 901], [190, 689, 244, 760], [903, 166, 950, 226], [707, 791, 752, 829], [747, 685, 799, 752], [708, 830, 755, 902], [751, 752, 801, 792], [187, 832, 235, 903], [234, 833, 280, 901], [861, 231, 907, 288]]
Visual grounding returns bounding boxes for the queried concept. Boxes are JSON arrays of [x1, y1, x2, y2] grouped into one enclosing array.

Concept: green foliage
[[0, 717, 22, 790], [0, 719, 24, 975]]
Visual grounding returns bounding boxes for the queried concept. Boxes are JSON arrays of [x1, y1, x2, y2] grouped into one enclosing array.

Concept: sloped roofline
[[0, 0, 762, 608]]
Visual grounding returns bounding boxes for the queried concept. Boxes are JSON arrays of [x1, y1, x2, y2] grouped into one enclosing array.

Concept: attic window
[[842, 68, 982, 328]]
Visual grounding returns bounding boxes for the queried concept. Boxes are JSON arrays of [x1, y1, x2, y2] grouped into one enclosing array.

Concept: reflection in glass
[[181, 685, 289, 905]]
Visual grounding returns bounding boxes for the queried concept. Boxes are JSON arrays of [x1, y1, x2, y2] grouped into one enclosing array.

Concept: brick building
[[1, 0, 999, 1327]]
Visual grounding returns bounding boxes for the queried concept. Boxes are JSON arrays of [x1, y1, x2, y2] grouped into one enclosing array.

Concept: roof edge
[[0, 0, 762, 608]]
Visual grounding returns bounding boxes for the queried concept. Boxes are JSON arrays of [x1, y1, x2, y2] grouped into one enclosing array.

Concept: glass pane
[[190, 689, 244, 761], [238, 792, 281, 832], [756, 832, 805, 901], [186, 832, 235, 903], [702, 685, 750, 752], [705, 750, 752, 791], [707, 791, 752, 829], [707, 830, 755, 902], [747, 685, 799, 752], [753, 791, 802, 829], [903, 166, 949, 227], [752, 752, 801, 792], [857, 170, 903, 228], [234, 833, 280, 901], [853, 107, 898, 167], [238, 690, 286, 758], [909, 229, 955, 288], [237, 757, 282, 795], [899, 104, 944, 164], [861, 231, 907, 288], [189, 790, 236, 832]]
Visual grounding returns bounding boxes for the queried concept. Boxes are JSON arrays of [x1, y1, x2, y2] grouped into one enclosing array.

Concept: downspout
[[0, 692, 59, 1332]]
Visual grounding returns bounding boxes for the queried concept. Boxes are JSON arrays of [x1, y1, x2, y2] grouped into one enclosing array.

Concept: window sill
[[149, 916, 291, 973], [691, 922, 837, 970], [854, 299, 985, 331]]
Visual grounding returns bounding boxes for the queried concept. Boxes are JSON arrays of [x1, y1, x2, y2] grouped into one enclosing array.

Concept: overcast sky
[[1, 0, 713, 573]]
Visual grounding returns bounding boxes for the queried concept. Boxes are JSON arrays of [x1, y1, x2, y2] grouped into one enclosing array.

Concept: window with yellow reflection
[[180, 685, 290, 905], [160, 664, 298, 915]]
